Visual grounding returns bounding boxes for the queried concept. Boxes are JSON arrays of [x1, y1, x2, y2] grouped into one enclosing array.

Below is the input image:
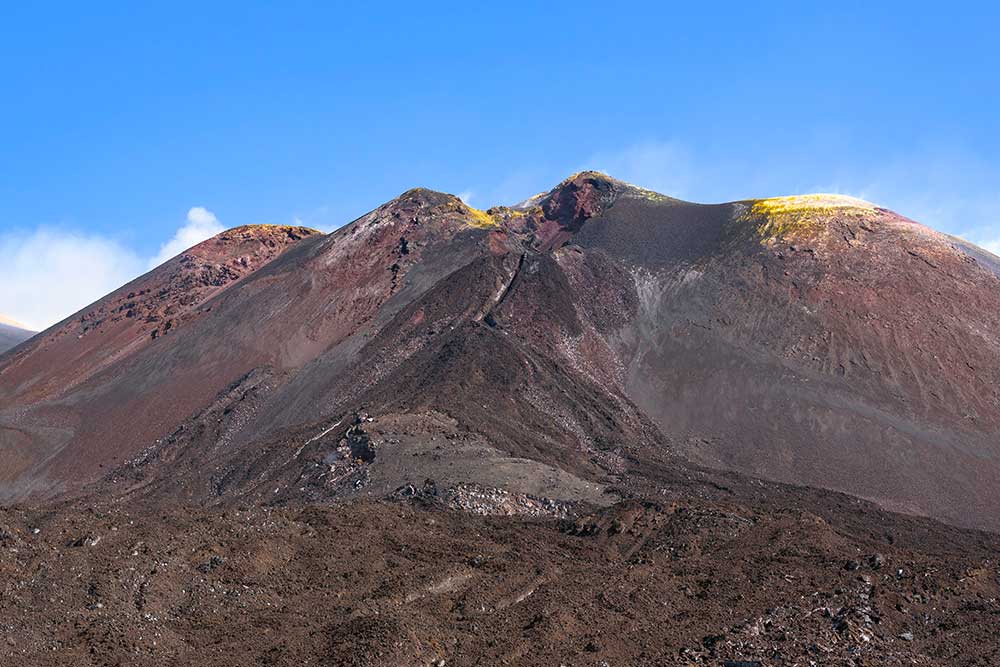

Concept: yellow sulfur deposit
[[465, 206, 499, 229], [743, 194, 877, 240]]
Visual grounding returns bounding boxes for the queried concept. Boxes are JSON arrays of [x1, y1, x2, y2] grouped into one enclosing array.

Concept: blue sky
[[2, 2, 999, 329]]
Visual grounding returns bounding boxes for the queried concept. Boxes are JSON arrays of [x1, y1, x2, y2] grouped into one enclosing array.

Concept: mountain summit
[[1, 174, 999, 531]]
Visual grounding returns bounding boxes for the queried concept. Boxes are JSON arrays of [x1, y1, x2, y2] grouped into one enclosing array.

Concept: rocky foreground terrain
[[1, 173, 999, 665], [2, 479, 998, 666]]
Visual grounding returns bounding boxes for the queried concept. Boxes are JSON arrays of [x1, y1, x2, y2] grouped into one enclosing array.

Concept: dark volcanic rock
[[0, 499, 997, 665]]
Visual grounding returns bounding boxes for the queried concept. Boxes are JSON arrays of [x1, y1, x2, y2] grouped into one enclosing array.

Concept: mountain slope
[[1, 174, 999, 533], [0, 225, 319, 498], [556, 184, 1000, 529]]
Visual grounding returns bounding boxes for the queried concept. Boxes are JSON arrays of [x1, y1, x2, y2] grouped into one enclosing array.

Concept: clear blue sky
[[1, 2, 999, 329]]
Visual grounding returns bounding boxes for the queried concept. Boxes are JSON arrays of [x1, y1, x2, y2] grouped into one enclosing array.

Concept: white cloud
[[0, 228, 144, 331], [1, 206, 229, 330], [457, 190, 475, 206], [148, 206, 224, 269]]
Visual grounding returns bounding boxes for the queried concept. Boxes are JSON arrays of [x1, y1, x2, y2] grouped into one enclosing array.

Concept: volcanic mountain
[[2, 173, 1000, 665], [2, 173, 998, 530], [0, 315, 33, 354]]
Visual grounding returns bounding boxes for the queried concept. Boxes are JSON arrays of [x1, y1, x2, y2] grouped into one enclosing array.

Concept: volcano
[[2, 173, 998, 529], [1, 173, 999, 665]]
